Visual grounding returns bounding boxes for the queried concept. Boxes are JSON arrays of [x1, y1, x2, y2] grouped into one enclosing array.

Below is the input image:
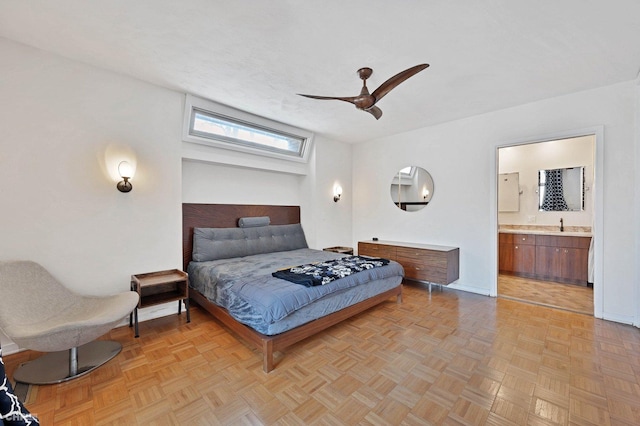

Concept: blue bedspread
[[187, 248, 404, 333]]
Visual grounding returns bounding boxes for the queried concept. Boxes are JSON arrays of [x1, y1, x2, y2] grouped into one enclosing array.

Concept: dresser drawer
[[400, 259, 449, 284], [358, 242, 396, 260], [396, 247, 447, 266]]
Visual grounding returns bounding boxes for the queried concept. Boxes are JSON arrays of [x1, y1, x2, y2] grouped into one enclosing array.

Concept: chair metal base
[[12, 341, 122, 385]]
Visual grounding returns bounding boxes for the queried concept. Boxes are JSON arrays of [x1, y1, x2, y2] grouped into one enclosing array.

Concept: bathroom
[[497, 135, 595, 313]]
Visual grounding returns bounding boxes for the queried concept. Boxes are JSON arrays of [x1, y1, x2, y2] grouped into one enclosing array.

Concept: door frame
[[492, 126, 604, 318]]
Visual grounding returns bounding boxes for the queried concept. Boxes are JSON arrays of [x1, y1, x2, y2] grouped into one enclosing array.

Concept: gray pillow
[[238, 216, 270, 228], [192, 223, 308, 262]]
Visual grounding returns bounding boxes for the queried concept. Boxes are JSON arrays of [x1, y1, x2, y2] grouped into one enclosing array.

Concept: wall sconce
[[333, 184, 343, 202], [116, 161, 133, 193], [422, 187, 430, 200]]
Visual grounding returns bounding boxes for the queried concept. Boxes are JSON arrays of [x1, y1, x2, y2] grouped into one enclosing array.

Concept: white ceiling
[[1, 1, 639, 143]]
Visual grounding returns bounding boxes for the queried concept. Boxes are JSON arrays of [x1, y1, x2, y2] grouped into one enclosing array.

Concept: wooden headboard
[[182, 203, 301, 270]]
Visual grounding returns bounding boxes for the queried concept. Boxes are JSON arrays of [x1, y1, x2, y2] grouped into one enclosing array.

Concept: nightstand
[[129, 269, 190, 338], [323, 246, 354, 255]]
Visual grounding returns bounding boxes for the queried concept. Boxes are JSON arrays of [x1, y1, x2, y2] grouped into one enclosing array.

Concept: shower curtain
[[541, 169, 569, 211]]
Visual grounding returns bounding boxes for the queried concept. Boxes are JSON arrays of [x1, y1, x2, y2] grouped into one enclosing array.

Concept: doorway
[[496, 134, 596, 315]]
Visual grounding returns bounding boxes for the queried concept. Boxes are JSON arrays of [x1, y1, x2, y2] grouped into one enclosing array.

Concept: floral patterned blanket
[[272, 255, 390, 287]]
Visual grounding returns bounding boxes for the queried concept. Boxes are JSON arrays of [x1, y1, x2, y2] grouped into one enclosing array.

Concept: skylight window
[[399, 166, 416, 178], [183, 95, 313, 162]]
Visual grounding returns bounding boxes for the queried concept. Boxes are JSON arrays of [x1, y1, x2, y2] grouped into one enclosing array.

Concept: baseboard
[[447, 283, 492, 296], [601, 311, 636, 326], [115, 300, 184, 328], [404, 279, 492, 297]]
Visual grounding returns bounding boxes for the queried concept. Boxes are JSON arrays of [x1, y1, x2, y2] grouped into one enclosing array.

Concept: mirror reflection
[[390, 166, 434, 211], [538, 166, 585, 211]]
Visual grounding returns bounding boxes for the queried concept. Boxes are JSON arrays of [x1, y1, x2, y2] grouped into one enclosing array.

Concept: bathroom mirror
[[390, 166, 434, 211], [498, 172, 520, 212], [538, 166, 585, 211]]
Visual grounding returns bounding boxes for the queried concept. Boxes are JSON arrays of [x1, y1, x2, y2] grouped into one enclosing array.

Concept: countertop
[[499, 229, 592, 237]]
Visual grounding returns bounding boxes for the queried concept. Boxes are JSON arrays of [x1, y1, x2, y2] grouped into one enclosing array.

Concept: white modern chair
[[0, 261, 139, 385]]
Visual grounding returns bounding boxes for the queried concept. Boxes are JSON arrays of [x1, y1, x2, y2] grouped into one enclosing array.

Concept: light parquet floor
[[4, 282, 640, 425], [498, 274, 594, 315]]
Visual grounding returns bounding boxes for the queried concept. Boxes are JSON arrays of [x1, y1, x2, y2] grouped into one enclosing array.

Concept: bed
[[182, 203, 404, 372]]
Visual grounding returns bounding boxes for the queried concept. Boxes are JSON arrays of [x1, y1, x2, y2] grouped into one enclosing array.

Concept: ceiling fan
[[298, 63, 429, 120]]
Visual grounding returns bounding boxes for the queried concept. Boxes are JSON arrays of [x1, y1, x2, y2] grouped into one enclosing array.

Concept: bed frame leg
[[263, 340, 274, 373]]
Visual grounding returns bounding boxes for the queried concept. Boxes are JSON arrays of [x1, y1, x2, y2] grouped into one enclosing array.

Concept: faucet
[[560, 217, 564, 232]]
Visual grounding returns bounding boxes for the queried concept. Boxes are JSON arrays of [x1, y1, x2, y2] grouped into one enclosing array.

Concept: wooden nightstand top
[[323, 246, 354, 255], [131, 269, 187, 287]]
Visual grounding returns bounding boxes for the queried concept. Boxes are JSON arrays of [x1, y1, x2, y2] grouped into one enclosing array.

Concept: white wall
[[181, 134, 353, 250], [0, 39, 185, 350], [182, 160, 303, 206], [305, 136, 353, 250], [353, 81, 638, 326], [635, 77, 640, 326], [0, 38, 354, 352], [498, 136, 595, 227]]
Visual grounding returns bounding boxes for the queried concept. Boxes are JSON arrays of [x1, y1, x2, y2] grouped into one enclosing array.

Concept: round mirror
[[390, 166, 434, 211]]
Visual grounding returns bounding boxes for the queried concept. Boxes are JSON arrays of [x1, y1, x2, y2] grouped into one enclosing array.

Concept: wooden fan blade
[[297, 94, 358, 105], [371, 64, 429, 103], [365, 106, 383, 120]]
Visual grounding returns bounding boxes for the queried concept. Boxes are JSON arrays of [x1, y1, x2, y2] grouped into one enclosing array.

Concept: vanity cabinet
[[499, 233, 535, 276], [358, 240, 459, 291], [498, 234, 514, 272], [534, 235, 590, 284], [499, 232, 591, 285]]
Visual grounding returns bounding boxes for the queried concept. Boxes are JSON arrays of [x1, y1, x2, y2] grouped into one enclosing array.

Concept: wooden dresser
[[358, 240, 460, 292]]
